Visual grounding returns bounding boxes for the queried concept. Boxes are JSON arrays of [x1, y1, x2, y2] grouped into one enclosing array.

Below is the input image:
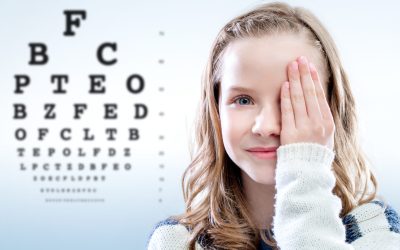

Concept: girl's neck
[[241, 171, 276, 229]]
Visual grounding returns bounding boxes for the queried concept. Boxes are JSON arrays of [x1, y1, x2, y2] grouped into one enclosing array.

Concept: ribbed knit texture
[[273, 143, 349, 249], [147, 143, 400, 249]]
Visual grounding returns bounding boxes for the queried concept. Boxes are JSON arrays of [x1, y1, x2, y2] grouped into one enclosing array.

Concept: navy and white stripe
[[342, 200, 400, 243], [148, 199, 400, 249]]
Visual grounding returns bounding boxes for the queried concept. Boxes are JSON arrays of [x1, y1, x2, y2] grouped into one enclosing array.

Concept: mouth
[[246, 146, 278, 152], [246, 147, 278, 160]]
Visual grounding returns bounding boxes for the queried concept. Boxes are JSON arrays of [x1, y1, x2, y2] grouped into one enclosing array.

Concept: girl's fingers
[[280, 81, 295, 131], [288, 61, 307, 127], [297, 56, 322, 120], [309, 62, 334, 122]]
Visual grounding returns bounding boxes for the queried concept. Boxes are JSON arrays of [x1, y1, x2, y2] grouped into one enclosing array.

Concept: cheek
[[220, 109, 251, 150]]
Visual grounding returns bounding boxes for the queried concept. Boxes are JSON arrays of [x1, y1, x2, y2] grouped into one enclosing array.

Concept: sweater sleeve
[[272, 142, 353, 249]]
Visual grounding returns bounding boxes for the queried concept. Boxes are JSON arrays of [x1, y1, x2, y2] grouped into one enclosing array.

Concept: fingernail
[[298, 56, 307, 64], [309, 62, 316, 71], [291, 61, 298, 70]]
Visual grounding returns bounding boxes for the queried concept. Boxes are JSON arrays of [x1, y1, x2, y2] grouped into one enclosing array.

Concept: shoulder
[[342, 199, 400, 247], [147, 217, 204, 250]]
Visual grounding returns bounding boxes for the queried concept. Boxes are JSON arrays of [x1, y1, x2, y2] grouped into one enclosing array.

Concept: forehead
[[220, 33, 323, 92]]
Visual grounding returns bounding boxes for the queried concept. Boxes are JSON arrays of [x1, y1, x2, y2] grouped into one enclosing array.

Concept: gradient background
[[0, 0, 399, 249]]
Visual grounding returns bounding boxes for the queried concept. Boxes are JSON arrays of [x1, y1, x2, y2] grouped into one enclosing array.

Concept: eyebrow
[[227, 86, 256, 93]]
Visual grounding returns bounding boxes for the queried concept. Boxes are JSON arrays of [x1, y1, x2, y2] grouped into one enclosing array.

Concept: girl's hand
[[280, 56, 335, 151]]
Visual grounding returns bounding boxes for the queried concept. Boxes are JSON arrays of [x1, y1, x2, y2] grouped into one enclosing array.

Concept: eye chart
[[0, 1, 202, 249]]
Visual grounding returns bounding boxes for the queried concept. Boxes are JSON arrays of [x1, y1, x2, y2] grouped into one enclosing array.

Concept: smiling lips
[[246, 146, 278, 159]]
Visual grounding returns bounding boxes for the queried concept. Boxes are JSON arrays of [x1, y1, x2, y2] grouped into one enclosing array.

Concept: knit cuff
[[277, 142, 335, 167]]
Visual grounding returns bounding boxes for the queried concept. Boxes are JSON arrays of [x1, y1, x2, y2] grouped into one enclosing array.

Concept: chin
[[247, 171, 276, 185], [254, 177, 276, 186], [238, 160, 277, 186]]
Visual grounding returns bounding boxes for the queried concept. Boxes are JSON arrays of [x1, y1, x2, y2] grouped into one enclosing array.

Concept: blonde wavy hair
[[172, 2, 381, 249]]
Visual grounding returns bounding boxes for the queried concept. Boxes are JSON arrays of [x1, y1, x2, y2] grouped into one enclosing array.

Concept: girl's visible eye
[[232, 95, 254, 105]]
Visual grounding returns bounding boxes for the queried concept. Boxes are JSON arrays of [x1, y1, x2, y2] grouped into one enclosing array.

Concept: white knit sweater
[[147, 143, 400, 249]]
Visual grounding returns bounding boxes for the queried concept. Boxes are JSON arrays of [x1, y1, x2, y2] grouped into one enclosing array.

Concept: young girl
[[148, 2, 399, 249]]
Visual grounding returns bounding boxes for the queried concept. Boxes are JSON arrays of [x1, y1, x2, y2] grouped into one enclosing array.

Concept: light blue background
[[0, 0, 399, 249]]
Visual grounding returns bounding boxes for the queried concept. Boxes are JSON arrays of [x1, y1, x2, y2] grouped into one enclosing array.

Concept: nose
[[251, 105, 281, 138]]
